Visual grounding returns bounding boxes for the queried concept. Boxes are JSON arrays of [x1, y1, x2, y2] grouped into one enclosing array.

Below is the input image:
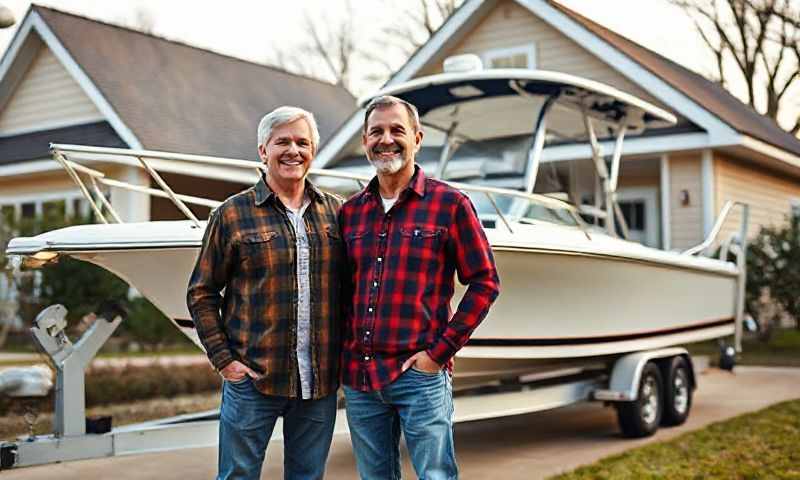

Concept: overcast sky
[[0, 0, 797, 131]]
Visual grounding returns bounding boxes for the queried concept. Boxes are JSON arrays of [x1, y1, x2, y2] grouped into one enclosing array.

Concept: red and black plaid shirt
[[340, 166, 499, 391]]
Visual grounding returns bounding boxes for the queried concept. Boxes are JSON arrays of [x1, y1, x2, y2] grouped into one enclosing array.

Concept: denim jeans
[[217, 378, 337, 480], [344, 368, 457, 480]]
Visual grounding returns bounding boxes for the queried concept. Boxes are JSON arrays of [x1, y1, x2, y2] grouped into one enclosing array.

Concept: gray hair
[[363, 95, 421, 132], [257, 106, 320, 152]]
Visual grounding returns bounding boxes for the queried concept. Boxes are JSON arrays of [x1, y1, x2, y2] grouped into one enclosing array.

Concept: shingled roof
[[32, 5, 355, 161], [549, 1, 800, 158]]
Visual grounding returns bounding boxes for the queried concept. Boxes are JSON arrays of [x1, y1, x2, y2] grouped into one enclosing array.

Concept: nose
[[286, 141, 299, 156], [378, 130, 393, 145]]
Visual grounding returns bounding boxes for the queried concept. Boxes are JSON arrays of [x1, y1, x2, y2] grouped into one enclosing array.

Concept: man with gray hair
[[188, 106, 345, 479]]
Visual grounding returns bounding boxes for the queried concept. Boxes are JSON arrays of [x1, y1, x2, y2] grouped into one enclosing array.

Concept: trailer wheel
[[661, 356, 692, 426], [616, 362, 663, 438]]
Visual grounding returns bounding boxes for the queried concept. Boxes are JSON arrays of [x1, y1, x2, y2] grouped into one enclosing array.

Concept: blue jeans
[[344, 368, 457, 480], [218, 378, 337, 480]]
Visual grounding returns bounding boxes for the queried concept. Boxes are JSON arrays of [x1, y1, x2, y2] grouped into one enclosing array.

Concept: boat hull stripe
[[466, 318, 734, 346]]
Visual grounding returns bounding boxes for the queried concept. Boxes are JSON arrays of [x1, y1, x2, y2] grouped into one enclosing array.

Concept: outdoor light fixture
[[680, 189, 690, 206]]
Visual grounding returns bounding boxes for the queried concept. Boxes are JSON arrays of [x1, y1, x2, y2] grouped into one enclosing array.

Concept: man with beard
[[339, 95, 500, 479], [188, 106, 344, 480]]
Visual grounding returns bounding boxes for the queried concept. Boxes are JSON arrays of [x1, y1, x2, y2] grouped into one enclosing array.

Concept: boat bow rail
[[45, 143, 588, 238]]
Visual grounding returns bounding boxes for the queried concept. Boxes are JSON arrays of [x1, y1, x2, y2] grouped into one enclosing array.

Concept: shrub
[[0, 362, 221, 417], [746, 212, 800, 333]]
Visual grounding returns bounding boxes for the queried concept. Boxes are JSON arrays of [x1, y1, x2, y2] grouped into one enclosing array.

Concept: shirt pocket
[[239, 231, 280, 273], [399, 226, 445, 259]]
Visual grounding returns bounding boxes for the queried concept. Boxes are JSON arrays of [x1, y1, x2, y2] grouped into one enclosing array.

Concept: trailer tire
[[616, 362, 663, 438], [661, 356, 692, 426]]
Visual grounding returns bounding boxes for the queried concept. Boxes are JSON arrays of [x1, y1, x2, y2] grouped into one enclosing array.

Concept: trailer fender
[[594, 347, 692, 402]]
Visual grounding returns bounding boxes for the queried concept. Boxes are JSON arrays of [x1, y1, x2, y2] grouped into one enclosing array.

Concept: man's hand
[[401, 351, 441, 373], [219, 360, 258, 382]]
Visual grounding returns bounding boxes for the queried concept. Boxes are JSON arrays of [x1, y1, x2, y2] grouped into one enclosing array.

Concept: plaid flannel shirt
[[187, 175, 344, 399], [340, 166, 500, 391]]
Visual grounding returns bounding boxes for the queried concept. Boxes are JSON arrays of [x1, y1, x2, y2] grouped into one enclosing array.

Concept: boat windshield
[[465, 191, 579, 229]]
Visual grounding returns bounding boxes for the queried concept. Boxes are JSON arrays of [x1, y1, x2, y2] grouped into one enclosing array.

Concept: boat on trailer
[[2, 64, 751, 466], [7, 66, 749, 385]]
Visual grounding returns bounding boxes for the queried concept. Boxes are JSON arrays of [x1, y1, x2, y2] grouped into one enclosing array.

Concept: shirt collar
[[364, 164, 426, 202], [255, 173, 324, 207]]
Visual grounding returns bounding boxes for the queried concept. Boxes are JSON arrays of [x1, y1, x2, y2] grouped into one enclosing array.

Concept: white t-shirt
[[382, 196, 397, 212]]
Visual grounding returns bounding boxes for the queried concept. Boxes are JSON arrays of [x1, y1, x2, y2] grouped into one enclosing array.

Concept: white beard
[[368, 154, 404, 175]]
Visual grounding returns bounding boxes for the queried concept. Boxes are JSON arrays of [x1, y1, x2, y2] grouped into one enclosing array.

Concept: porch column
[[700, 149, 715, 237], [659, 154, 671, 250], [110, 166, 150, 222]]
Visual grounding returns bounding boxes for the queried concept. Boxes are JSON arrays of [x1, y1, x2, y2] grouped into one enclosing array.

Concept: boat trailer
[[1, 303, 705, 470]]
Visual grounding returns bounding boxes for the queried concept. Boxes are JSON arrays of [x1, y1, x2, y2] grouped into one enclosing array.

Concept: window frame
[[482, 43, 537, 69]]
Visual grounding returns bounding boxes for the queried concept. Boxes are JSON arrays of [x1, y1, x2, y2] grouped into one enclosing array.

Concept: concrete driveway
[[4, 366, 799, 479]]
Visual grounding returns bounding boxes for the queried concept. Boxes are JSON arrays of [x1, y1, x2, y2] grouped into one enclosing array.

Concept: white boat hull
[[8, 218, 740, 388]]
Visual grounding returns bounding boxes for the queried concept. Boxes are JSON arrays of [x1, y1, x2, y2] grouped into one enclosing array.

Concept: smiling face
[[362, 103, 423, 176], [258, 118, 314, 187]]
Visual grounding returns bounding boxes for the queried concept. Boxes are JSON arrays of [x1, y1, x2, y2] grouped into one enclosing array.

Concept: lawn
[[550, 399, 800, 480], [689, 328, 800, 367]]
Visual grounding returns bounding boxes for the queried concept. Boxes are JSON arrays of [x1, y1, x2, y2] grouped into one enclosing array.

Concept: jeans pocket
[[227, 376, 250, 385], [409, 366, 442, 377]]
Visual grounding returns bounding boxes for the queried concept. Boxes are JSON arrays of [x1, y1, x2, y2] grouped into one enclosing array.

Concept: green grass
[[688, 328, 800, 367], [550, 399, 800, 480]]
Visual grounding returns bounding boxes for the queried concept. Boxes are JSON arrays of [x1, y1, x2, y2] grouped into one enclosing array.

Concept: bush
[[746, 212, 800, 334], [0, 362, 221, 417]]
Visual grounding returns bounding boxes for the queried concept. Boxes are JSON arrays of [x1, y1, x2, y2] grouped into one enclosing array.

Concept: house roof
[[28, 5, 355, 161], [0, 121, 125, 165], [548, 1, 800, 158]]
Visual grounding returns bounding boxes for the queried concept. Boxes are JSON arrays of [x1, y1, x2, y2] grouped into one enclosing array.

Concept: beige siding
[[417, 0, 662, 106], [669, 153, 703, 249], [715, 152, 800, 242], [0, 46, 103, 135]]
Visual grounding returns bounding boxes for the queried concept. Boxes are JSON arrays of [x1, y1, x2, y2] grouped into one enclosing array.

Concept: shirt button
[[368, 307, 373, 313], [379, 232, 387, 237], [365, 330, 371, 336], [377, 257, 383, 262], [372, 281, 378, 288], [364, 355, 370, 361]]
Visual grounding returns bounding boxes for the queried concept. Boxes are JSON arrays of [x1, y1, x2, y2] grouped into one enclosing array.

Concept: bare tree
[[267, 0, 462, 95], [378, 0, 461, 57], [671, 0, 800, 134]]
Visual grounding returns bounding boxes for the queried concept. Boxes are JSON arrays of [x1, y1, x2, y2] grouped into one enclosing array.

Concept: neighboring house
[[317, 0, 800, 250], [0, 5, 354, 223]]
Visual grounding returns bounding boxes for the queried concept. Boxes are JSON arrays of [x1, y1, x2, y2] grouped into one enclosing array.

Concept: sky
[[0, 0, 797, 132]]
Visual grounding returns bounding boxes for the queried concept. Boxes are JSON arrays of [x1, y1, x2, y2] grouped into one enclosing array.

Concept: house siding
[[417, 0, 661, 107], [668, 153, 703, 250], [0, 45, 103, 136], [715, 152, 800, 242]]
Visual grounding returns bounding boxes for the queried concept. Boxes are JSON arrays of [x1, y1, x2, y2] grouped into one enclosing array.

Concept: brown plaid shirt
[[187, 175, 344, 399]]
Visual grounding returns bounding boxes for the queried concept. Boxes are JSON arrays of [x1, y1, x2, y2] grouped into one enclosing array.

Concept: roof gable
[[0, 5, 356, 162], [317, 0, 800, 168], [0, 43, 102, 135]]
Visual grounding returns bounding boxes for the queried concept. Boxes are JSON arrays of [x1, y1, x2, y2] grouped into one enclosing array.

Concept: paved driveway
[[4, 366, 800, 479]]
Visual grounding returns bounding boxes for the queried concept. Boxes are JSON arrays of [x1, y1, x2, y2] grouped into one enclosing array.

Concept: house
[[316, 0, 800, 250], [0, 5, 355, 224]]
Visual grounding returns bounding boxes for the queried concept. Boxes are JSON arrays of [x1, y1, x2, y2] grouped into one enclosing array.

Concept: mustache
[[372, 145, 403, 154]]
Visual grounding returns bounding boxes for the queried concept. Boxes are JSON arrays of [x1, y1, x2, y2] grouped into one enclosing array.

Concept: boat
[[5, 62, 749, 390]]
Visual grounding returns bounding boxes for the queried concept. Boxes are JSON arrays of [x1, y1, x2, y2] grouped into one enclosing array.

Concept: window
[[21, 202, 36, 219], [618, 200, 646, 231], [482, 44, 537, 69]]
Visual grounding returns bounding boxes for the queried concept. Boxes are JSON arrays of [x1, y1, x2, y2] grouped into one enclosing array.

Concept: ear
[[361, 132, 368, 152], [257, 143, 268, 163], [413, 129, 424, 154]]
